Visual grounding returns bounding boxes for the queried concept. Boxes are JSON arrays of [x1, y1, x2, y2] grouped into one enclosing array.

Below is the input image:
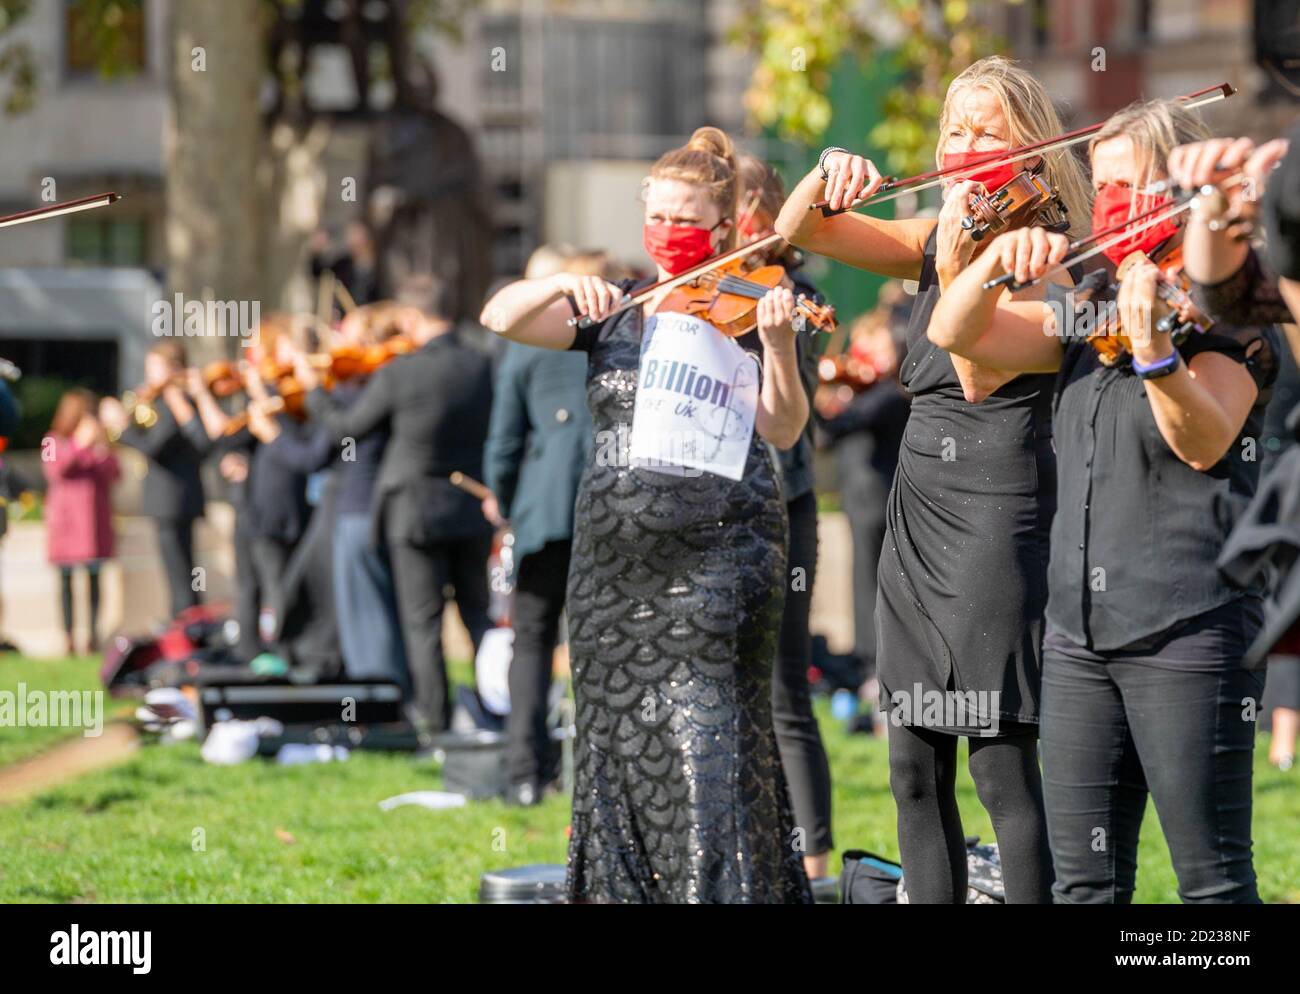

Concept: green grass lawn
[[0, 651, 1297, 903], [0, 656, 131, 767]]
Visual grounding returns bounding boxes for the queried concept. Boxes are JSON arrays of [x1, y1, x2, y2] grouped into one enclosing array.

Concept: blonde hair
[[648, 126, 740, 251], [1089, 98, 1212, 187], [525, 243, 576, 280], [565, 250, 618, 279], [938, 56, 1092, 240], [350, 302, 406, 345]]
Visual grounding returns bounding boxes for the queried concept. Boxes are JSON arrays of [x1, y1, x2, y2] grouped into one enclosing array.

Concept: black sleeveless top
[[874, 229, 1057, 732]]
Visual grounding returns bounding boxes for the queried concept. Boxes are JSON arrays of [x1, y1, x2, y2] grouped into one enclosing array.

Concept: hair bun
[[687, 126, 736, 164]]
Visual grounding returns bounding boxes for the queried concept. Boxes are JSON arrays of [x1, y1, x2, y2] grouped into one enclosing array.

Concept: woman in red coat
[[43, 389, 119, 656]]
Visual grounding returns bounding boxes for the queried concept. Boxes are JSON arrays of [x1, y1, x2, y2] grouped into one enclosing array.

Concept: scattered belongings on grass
[[378, 791, 467, 812]]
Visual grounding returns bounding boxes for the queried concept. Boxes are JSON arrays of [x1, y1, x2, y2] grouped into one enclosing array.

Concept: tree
[[165, 0, 263, 360], [0, 0, 486, 356], [734, 0, 1008, 176]]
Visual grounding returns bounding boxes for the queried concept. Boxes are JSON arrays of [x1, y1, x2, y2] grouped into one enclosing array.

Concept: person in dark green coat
[[484, 330, 593, 805]]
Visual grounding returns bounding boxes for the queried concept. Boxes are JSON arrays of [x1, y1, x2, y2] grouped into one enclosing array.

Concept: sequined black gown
[[563, 289, 813, 905]]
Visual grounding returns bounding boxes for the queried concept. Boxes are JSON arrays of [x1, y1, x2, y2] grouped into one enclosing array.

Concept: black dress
[[875, 231, 1057, 732], [563, 288, 813, 904]]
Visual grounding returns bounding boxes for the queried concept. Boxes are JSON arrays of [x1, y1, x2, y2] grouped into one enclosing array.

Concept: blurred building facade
[[0, 0, 168, 399], [0, 0, 1294, 403], [0, 0, 764, 400], [992, 0, 1298, 136]]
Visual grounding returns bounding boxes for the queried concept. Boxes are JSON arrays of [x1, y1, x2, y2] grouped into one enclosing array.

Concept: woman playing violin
[[480, 126, 811, 904], [928, 99, 1280, 904], [776, 55, 1089, 905]]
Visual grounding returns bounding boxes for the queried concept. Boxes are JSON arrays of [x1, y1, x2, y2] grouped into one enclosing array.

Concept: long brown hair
[[648, 126, 740, 251], [49, 388, 96, 439], [738, 153, 800, 266]]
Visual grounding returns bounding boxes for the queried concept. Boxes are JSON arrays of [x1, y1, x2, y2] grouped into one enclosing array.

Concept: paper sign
[[629, 311, 759, 481]]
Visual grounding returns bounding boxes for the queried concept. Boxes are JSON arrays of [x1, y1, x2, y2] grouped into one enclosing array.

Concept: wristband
[[818, 147, 849, 180], [1131, 349, 1181, 380]]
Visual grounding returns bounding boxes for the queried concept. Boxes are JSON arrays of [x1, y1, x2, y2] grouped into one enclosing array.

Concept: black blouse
[[1044, 276, 1280, 651], [1190, 245, 1294, 328]]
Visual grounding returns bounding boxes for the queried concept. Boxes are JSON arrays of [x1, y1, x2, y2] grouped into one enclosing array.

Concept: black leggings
[[58, 563, 102, 642], [888, 722, 1053, 903], [772, 491, 834, 857]]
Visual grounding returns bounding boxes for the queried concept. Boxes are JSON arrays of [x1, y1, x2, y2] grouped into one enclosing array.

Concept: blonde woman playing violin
[[776, 55, 1088, 905], [928, 99, 1280, 904]]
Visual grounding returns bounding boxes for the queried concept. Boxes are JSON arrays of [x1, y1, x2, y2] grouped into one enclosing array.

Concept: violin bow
[[979, 177, 1247, 292], [811, 83, 1235, 217], [0, 192, 121, 230], [566, 232, 784, 330]]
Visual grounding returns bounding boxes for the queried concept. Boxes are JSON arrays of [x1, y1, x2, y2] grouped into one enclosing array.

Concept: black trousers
[[506, 539, 571, 787], [155, 517, 198, 618], [841, 473, 887, 671], [57, 562, 101, 643], [1041, 623, 1263, 904], [772, 491, 834, 856], [232, 508, 263, 662], [252, 535, 295, 647], [387, 529, 494, 731]]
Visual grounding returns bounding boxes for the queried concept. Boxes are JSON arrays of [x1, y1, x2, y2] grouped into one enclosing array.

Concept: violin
[[200, 360, 246, 397], [1085, 245, 1214, 367], [818, 334, 886, 392], [220, 379, 307, 437], [811, 83, 1234, 217], [960, 157, 1071, 244], [656, 257, 837, 337], [221, 335, 415, 436], [317, 335, 416, 385]]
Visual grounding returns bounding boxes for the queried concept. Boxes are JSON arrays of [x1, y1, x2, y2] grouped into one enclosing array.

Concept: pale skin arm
[[1169, 137, 1289, 285], [754, 286, 809, 450], [1120, 258, 1259, 471], [932, 181, 1070, 401], [161, 383, 196, 427], [773, 153, 935, 280], [927, 227, 1070, 375], [931, 229, 1259, 470], [481, 271, 807, 446], [479, 273, 624, 350], [776, 158, 1040, 401], [186, 367, 229, 439]]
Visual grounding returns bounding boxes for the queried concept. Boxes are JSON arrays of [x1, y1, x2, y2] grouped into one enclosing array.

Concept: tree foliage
[[734, 0, 1010, 176]]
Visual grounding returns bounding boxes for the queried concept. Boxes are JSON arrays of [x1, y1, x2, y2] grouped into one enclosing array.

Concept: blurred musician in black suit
[[297, 275, 495, 732], [100, 341, 211, 619]]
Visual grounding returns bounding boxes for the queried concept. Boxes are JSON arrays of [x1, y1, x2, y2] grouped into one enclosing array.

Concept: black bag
[[198, 680, 419, 754], [840, 850, 903, 904], [434, 729, 509, 799], [897, 837, 1006, 904]]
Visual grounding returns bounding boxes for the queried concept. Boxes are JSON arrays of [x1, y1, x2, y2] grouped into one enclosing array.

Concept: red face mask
[[643, 221, 720, 276], [1091, 183, 1180, 266], [941, 150, 1018, 193]]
